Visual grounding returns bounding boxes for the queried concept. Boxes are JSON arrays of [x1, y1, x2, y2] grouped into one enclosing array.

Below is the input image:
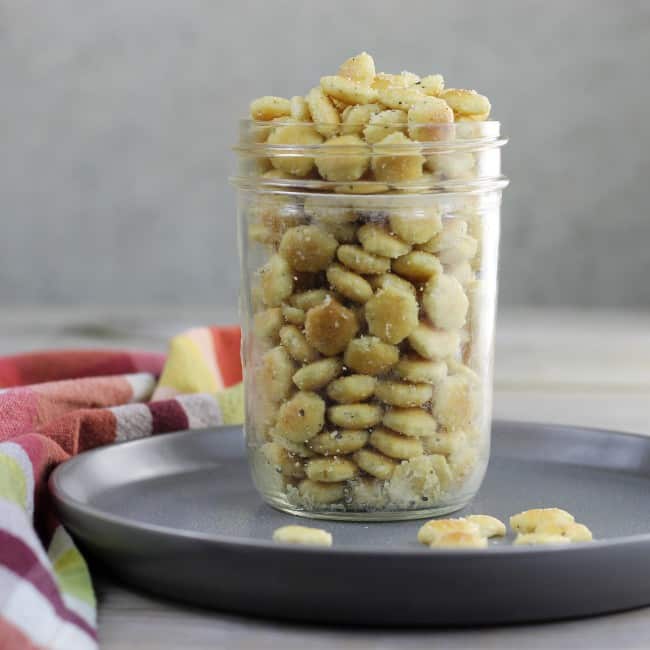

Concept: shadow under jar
[[232, 119, 508, 521]]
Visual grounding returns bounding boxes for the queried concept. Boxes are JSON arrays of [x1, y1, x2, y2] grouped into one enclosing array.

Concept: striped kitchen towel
[[0, 326, 243, 650]]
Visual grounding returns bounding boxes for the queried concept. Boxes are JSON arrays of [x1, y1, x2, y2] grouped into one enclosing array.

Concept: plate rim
[[50, 419, 650, 558]]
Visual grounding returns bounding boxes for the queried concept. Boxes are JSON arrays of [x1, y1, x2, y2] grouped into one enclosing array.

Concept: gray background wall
[[2, 0, 649, 310]]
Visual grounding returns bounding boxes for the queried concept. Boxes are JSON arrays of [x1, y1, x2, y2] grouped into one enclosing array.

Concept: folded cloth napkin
[[0, 326, 243, 650]]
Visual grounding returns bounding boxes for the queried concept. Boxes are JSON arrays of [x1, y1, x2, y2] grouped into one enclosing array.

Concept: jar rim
[[230, 174, 509, 194], [233, 119, 507, 195]]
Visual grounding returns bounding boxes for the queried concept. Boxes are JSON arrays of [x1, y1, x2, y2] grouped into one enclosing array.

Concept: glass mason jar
[[233, 119, 508, 521]]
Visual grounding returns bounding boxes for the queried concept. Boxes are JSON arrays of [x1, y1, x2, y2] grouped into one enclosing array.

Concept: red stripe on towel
[[0, 350, 165, 388], [210, 326, 242, 387], [149, 400, 189, 434]]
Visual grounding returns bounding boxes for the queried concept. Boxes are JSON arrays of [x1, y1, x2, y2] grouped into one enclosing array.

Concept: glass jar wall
[[233, 119, 507, 520]]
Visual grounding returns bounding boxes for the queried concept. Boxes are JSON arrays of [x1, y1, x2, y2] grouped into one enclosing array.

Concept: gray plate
[[50, 421, 650, 626]]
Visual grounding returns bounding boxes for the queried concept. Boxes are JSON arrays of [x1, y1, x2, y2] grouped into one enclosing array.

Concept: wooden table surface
[[3, 307, 650, 649]]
